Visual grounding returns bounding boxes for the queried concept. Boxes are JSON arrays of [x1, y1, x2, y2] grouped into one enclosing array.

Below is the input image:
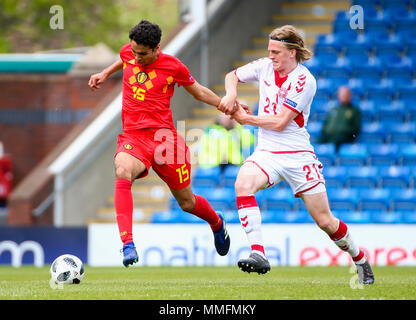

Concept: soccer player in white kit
[[218, 25, 374, 284]]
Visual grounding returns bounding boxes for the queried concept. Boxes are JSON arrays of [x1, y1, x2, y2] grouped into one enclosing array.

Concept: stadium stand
[[155, 0, 416, 225]]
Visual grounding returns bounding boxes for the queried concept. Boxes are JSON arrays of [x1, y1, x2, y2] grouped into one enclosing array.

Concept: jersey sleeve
[[119, 43, 133, 63], [174, 61, 195, 87], [282, 74, 317, 114], [235, 58, 268, 83]]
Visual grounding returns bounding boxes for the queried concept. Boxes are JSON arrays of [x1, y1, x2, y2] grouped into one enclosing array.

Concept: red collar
[[274, 70, 288, 88]]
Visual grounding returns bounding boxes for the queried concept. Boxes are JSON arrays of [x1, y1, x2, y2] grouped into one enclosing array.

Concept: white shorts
[[244, 150, 326, 197]]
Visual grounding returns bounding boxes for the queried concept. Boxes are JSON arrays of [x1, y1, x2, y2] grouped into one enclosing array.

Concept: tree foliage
[[0, 0, 179, 53]]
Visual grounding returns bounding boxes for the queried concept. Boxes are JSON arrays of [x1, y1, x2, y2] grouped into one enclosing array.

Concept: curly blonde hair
[[269, 25, 313, 63]]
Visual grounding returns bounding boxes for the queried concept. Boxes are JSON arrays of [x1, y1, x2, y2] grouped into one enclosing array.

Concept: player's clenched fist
[[218, 96, 251, 116], [217, 95, 237, 115], [88, 71, 108, 91]]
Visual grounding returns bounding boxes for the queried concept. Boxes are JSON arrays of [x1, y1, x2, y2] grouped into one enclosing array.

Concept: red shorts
[[115, 128, 191, 189]]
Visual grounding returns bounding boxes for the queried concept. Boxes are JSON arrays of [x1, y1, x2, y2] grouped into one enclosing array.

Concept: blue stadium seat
[[315, 88, 333, 101], [204, 187, 235, 211], [334, 210, 372, 224], [222, 165, 240, 187], [365, 10, 393, 33], [370, 211, 403, 223], [267, 210, 314, 223], [351, 56, 383, 80], [393, 10, 416, 34], [151, 210, 205, 223], [344, 49, 369, 63], [314, 143, 336, 167], [356, 121, 387, 143], [374, 33, 404, 60], [366, 79, 396, 104], [303, 57, 322, 77], [314, 52, 339, 67], [327, 188, 360, 211], [387, 56, 414, 78], [310, 99, 335, 121], [397, 81, 416, 103], [346, 79, 366, 101], [307, 121, 323, 143], [389, 123, 416, 144], [338, 143, 369, 166], [359, 188, 392, 211], [151, 210, 179, 223], [399, 96, 416, 119], [352, 0, 381, 6], [192, 166, 221, 187], [379, 166, 413, 189], [372, 30, 403, 58], [311, 96, 330, 110], [223, 210, 241, 224], [261, 211, 280, 223], [400, 144, 416, 165], [314, 34, 343, 55], [392, 189, 416, 211], [343, 33, 374, 57], [294, 198, 309, 213], [377, 101, 407, 122], [330, 76, 351, 89], [262, 188, 295, 211], [357, 100, 377, 123], [347, 166, 379, 188], [169, 192, 185, 211], [383, 2, 409, 17], [323, 166, 348, 188], [404, 99, 416, 120], [323, 57, 352, 78], [368, 143, 400, 166], [333, 11, 356, 34], [402, 211, 416, 224], [388, 74, 414, 88]]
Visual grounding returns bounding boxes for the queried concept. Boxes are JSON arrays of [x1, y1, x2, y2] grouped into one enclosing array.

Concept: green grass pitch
[[0, 266, 415, 300]]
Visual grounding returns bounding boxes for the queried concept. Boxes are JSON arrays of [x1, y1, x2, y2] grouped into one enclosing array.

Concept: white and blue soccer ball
[[50, 254, 85, 284]]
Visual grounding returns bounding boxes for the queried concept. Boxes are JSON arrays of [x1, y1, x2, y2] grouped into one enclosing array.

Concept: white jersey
[[236, 58, 317, 152]]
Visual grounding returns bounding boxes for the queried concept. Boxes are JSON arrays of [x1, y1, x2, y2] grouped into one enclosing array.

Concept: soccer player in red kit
[[88, 20, 230, 267]]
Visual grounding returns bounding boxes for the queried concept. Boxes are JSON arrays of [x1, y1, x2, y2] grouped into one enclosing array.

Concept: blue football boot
[[213, 212, 230, 256], [122, 242, 139, 267]]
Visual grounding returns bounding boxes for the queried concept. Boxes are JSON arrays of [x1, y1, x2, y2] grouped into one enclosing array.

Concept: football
[[50, 254, 85, 284]]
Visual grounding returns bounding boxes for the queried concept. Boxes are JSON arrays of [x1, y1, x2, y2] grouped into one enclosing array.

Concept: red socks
[[191, 194, 222, 231], [114, 179, 133, 245], [115, 182, 221, 245], [330, 219, 365, 263]]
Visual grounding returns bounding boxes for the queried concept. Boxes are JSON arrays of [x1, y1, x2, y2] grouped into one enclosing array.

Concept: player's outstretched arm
[[218, 71, 239, 115], [88, 58, 123, 91], [231, 102, 297, 132], [184, 81, 222, 108]]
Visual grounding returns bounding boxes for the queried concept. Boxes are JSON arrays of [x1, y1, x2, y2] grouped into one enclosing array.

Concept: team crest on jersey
[[278, 83, 291, 99], [124, 144, 133, 150], [136, 71, 148, 84]]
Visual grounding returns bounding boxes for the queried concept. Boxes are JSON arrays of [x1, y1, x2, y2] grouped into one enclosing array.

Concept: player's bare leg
[[235, 162, 271, 274], [170, 185, 230, 256], [301, 190, 374, 284], [114, 152, 146, 267]]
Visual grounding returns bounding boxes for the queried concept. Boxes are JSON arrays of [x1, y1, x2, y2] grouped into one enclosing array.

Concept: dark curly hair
[[129, 20, 162, 49]]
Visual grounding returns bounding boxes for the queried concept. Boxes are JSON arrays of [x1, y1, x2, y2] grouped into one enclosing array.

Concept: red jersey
[[119, 43, 195, 131]]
